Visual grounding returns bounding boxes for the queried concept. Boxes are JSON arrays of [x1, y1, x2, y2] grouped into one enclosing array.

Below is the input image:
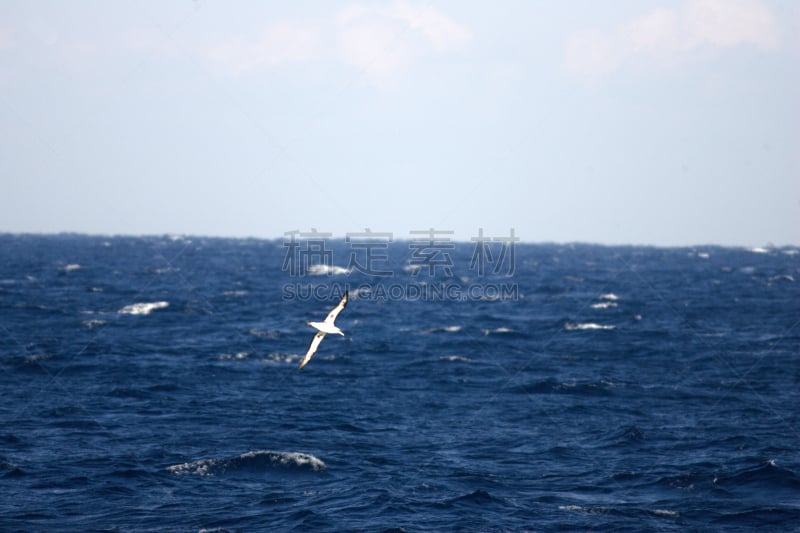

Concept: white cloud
[[206, 22, 321, 76], [197, 2, 471, 82], [563, 30, 623, 79], [335, 2, 471, 83], [564, 0, 780, 80], [4, 2, 470, 86]]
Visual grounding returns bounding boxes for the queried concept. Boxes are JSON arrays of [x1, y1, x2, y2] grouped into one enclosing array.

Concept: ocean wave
[[167, 450, 326, 477], [223, 290, 249, 296], [423, 325, 462, 334], [482, 327, 514, 335], [308, 264, 350, 276], [261, 353, 302, 365], [248, 328, 281, 339], [590, 302, 618, 309], [565, 322, 616, 331], [508, 378, 614, 396], [218, 352, 249, 361], [118, 301, 169, 315], [1, 461, 25, 478], [558, 504, 614, 515], [599, 293, 619, 301], [439, 355, 473, 363], [438, 489, 504, 508], [63, 263, 81, 272], [768, 274, 794, 284], [714, 459, 800, 491]]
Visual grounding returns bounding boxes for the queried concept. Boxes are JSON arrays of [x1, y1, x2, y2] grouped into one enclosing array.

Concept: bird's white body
[[299, 291, 348, 369], [306, 321, 344, 335]]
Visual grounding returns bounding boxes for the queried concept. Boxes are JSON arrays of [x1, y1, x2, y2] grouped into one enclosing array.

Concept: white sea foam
[[218, 352, 249, 361], [598, 293, 619, 301], [559, 505, 585, 512], [423, 325, 462, 334], [82, 319, 107, 328], [262, 352, 302, 365], [558, 504, 612, 514], [651, 509, 680, 517], [63, 263, 81, 272], [308, 264, 350, 276], [223, 290, 249, 296], [482, 327, 514, 336], [697, 252, 710, 259], [440, 355, 473, 363], [153, 267, 180, 274], [167, 450, 326, 476], [118, 301, 169, 315], [565, 322, 616, 331], [590, 302, 618, 309]]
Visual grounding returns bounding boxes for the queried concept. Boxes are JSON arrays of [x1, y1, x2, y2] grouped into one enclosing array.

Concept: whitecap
[[565, 322, 615, 331], [218, 352, 249, 361], [559, 505, 585, 512], [63, 263, 81, 272], [25, 353, 52, 363], [590, 302, 618, 309], [482, 327, 515, 336], [248, 328, 281, 339], [223, 290, 249, 296], [440, 355, 473, 363], [167, 450, 326, 476], [651, 509, 680, 517], [307, 264, 350, 276], [422, 325, 462, 334], [82, 319, 107, 328], [598, 293, 619, 301], [118, 301, 169, 315], [153, 267, 180, 274], [697, 252, 710, 259], [750, 247, 770, 254]]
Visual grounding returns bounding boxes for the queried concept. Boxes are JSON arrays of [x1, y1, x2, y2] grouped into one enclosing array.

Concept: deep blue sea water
[[1, 234, 799, 532]]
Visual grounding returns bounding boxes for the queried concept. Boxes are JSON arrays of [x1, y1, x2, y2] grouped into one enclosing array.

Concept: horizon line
[[0, 230, 796, 250]]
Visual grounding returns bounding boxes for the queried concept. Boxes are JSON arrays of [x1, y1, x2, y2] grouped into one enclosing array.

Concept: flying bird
[[299, 291, 348, 370]]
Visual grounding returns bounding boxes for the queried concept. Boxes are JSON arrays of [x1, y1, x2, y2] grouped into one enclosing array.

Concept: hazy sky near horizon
[[1, 0, 798, 246]]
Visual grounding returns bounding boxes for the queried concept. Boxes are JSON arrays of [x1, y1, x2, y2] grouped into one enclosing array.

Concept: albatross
[[299, 291, 348, 370]]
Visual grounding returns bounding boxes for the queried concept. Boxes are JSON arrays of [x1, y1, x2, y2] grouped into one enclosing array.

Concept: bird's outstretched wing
[[299, 331, 326, 370], [324, 291, 348, 324]]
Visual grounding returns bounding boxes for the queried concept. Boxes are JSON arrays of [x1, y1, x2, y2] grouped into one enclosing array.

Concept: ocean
[[1, 234, 798, 531]]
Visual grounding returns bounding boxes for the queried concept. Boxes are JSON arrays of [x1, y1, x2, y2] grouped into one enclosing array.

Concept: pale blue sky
[[1, 1, 798, 246]]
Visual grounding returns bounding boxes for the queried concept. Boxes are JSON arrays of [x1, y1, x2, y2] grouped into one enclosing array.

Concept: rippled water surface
[[1, 235, 798, 531]]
